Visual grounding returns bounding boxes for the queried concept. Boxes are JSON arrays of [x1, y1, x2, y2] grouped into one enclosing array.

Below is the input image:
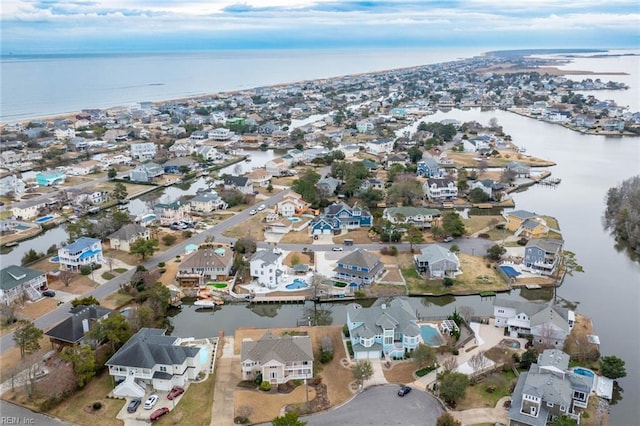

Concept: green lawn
[[456, 370, 516, 410], [156, 375, 215, 426]]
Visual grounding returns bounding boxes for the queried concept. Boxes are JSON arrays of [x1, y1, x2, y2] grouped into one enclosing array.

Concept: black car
[[42, 290, 56, 297], [127, 398, 141, 413], [397, 386, 411, 397]]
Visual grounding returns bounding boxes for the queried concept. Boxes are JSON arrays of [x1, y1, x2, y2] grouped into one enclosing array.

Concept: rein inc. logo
[[0, 418, 35, 424]]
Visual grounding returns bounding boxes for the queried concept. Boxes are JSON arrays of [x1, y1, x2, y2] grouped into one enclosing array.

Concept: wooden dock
[[250, 295, 307, 304]]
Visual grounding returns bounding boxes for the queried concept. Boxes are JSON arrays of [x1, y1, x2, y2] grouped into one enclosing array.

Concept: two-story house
[[241, 331, 314, 384], [383, 207, 441, 229], [129, 162, 164, 183], [0, 265, 47, 305], [346, 299, 421, 359], [417, 158, 445, 178], [414, 245, 460, 278], [155, 200, 192, 226], [223, 176, 254, 195], [423, 178, 458, 201], [333, 248, 384, 287], [0, 175, 26, 197], [58, 237, 104, 271], [493, 299, 575, 348], [176, 246, 234, 286], [45, 304, 115, 349], [106, 328, 205, 398], [36, 170, 66, 187], [250, 248, 284, 289], [508, 349, 592, 426], [309, 202, 372, 235], [130, 142, 157, 161], [523, 239, 564, 276], [190, 192, 228, 213], [275, 192, 309, 218], [365, 138, 394, 155], [108, 224, 151, 253], [506, 161, 531, 178]]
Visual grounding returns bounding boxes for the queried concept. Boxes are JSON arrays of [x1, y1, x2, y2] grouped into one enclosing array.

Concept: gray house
[[524, 239, 564, 276], [241, 331, 313, 384], [45, 304, 115, 348], [108, 224, 151, 253], [413, 245, 460, 278], [333, 248, 384, 287], [0, 265, 47, 305], [129, 162, 164, 183], [506, 161, 531, 178], [508, 349, 592, 426]]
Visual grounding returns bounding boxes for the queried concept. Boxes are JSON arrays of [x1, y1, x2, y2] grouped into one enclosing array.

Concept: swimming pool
[[573, 367, 595, 378], [287, 217, 301, 222], [420, 324, 444, 346], [500, 265, 521, 277], [13, 224, 30, 230], [285, 278, 308, 290], [35, 215, 54, 224], [49, 256, 60, 263]]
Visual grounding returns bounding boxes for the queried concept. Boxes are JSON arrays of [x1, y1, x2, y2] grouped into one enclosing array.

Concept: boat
[[194, 299, 223, 307], [525, 284, 542, 290], [195, 287, 224, 307]]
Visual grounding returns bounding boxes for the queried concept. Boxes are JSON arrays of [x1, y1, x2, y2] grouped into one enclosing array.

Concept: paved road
[[302, 384, 445, 426], [0, 400, 70, 425]]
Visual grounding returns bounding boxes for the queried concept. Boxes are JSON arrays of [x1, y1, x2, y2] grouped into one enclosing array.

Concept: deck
[[250, 295, 307, 304]]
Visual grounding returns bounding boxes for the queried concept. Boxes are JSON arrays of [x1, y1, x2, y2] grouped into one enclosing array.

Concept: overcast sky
[[2, 0, 639, 53]]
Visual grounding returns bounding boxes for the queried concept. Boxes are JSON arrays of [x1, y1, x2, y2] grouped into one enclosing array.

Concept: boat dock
[[537, 177, 561, 187], [250, 295, 307, 304]]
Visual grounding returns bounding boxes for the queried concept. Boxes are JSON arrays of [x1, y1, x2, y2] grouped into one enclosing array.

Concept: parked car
[[397, 386, 411, 397], [167, 386, 184, 400], [443, 236, 454, 243], [127, 398, 141, 413], [42, 290, 56, 297], [150, 407, 170, 421], [257, 204, 266, 211], [332, 247, 343, 251], [249, 209, 257, 215], [144, 394, 159, 410]]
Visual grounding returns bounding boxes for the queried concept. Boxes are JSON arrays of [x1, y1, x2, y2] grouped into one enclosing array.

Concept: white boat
[[194, 300, 219, 307]]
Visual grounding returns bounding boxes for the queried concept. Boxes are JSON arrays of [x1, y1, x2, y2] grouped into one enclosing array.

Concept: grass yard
[[278, 231, 314, 244], [382, 361, 417, 385], [455, 370, 516, 410], [99, 292, 134, 310], [222, 215, 266, 240], [333, 228, 376, 244], [156, 375, 215, 426], [541, 215, 560, 230], [462, 215, 503, 235]]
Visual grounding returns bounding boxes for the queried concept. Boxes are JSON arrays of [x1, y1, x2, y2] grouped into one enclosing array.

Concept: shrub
[[254, 373, 263, 385], [162, 234, 177, 246], [93, 263, 101, 270], [343, 324, 350, 337], [80, 265, 92, 275], [443, 277, 454, 287], [452, 348, 459, 356], [101, 272, 115, 280], [320, 351, 333, 364], [234, 416, 250, 424], [92, 401, 102, 410], [259, 381, 271, 391], [158, 261, 165, 267], [517, 237, 528, 246], [477, 233, 490, 239]]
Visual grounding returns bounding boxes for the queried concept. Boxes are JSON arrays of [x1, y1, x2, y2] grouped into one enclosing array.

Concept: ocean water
[[1, 47, 480, 122]]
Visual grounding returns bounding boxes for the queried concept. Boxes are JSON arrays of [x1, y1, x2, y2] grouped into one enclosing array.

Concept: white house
[[356, 120, 374, 133], [58, 237, 104, 271], [365, 138, 394, 155], [250, 248, 284, 289], [276, 192, 308, 217], [106, 328, 205, 397], [209, 128, 232, 141], [0, 265, 47, 305], [190, 192, 228, 213], [130, 142, 157, 161], [423, 178, 458, 201], [0, 175, 26, 197], [241, 331, 314, 384]]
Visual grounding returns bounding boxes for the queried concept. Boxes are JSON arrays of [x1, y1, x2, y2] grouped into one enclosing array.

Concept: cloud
[[1, 0, 638, 53]]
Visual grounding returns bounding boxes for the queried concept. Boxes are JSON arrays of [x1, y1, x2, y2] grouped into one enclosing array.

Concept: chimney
[[381, 303, 386, 310], [82, 318, 90, 333]]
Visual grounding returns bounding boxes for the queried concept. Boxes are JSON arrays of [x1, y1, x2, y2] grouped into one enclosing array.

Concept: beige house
[[241, 331, 314, 384], [176, 246, 234, 286], [155, 200, 192, 226], [108, 224, 151, 252], [275, 192, 309, 218]]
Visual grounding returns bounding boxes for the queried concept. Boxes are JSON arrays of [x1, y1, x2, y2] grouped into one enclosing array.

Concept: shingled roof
[[241, 331, 313, 364], [45, 304, 115, 344]]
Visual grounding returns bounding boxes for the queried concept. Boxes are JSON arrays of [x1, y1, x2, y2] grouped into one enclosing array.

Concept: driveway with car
[[303, 384, 444, 425]]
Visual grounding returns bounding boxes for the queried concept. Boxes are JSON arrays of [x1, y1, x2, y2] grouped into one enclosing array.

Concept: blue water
[[573, 368, 595, 378], [35, 215, 53, 223], [285, 278, 308, 290], [288, 217, 300, 222], [50, 256, 59, 262], [200, 348, 208, 365], [13, 224, 30, 230], [500, 265, 521, 277], [419, 324, 444, 347]]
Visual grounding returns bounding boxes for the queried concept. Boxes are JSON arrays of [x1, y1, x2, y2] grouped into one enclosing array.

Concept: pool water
[[500, 265, 521, 277], [573, 368, 595, 378], [287, 217, 301, 222], [14, 224, 30, 230], [35, 215, 54, 223], [420, 324, 444, 346], [285, 278, 308, 290]]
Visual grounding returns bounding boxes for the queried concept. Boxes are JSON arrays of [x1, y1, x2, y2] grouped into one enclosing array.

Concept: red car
[[167, 386, 184, 400], [150, 407, 169, 421]]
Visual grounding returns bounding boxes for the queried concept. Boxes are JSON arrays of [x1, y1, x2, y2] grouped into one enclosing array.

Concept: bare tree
[[441, 356, 458, 373], [535, 323, 557, 350], [0, 300, 21, 325], [457, 306, 475, 324], [20, 349, 45, 401], [58, 270, 75, 287], [468, 351, 490, 374], [236, 405, 254, 423], [104, 256, 115, 272], [36, 360, 77, 400]]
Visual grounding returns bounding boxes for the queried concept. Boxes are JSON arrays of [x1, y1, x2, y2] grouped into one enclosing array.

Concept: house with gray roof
[[0, 265, 47, 305], [413, 245, 460, 278], [129, 162, 164, 183], [45, 304, 115, 348], [177, 246, 234, 286], [508, 349, 592, 425], [106, 328, 205, 398], [493, 299, 575, 348], [241, 331, 314, 384], [383, 206, 441, 228], [333, 248, 384, 287], [506, 161, 531, 178], [250, 248, 285, 289], [108, 224, 151, 253], [346, 298, 421, 359], [524, 239, 564, 276]]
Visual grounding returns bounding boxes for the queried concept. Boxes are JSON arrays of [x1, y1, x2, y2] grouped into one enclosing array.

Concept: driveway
[[211, 337, 241, 426], [303, 384, 444, 426]]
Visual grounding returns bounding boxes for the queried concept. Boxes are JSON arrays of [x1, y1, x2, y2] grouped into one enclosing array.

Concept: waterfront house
[[523, 239, 564, 276], [265, 157, 292, 176], [346, 298, 421, 360], [309, 202, 372, 235], [195, 145, 220, 161], [11, 199, 46, 220], [493, 299, 574, 348], [45, 304, 115, 349], [383, 207, 441, 228], [505, 210, 537, 232], [163, 156, 198, 174], [106, 328, 204, 398], [423, 178, 458, 201], [0, 265, 47, 305], [190, 191, 228, 213], [413, 245, 460, 278], [602, 119, 625, 132], [108, 224, 151, 253], [223, 176, 254, 195], [67, 160, 100, 176], [155, 200, 192, 226], [36, 170, 66, 187], [0, 175, 26, 197], [209, 128, 232, 140], [65, 188, 108, 208], [469, 179, 506, 201], [241, 331, 314, 384], [130, 142, 157, 161], [247, 168, 272, 188], [333, 248, 384, 286], [250, 248, 284, 289], [417, 158, 445, 178], [508, 349, 592, 425], [506, 161, 531, 178], [129, 162, 164, 183], [58, 237, 104, 271], [176, 246, 234, 286]]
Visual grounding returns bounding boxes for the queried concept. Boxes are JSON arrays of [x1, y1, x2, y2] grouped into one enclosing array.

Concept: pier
[[250, 295, 308, 304], [537, 177, 562, 187]]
